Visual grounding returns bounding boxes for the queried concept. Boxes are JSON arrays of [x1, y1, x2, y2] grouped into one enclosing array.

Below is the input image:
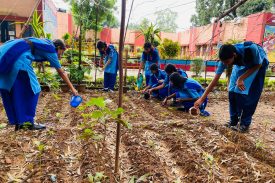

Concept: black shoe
[[239, 125, 249, 133], [224, 122, 238, 128], [15, 123, 46, 131]]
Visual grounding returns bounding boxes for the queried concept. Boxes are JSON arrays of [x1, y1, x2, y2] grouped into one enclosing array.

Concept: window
[[0, 21, 16, 43]]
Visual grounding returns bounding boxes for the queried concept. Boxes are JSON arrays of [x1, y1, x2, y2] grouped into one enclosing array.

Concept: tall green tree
[[191, 0, 273, 26], [128, 18, 150, 30], [238, 0, 273, 17], [155, 9, 178, 32], [66, 0, 118, 32]]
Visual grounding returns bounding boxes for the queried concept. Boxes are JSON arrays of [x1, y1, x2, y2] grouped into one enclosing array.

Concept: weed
[[203, 152, 216, 182], [87, 172, 108, 183], [22, 122, 33, 130], [129, 173, 150, 183]]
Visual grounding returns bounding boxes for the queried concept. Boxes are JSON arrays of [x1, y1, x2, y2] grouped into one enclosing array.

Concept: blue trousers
[[104, 72, 117, 90], [229, 64, 266, 126], [145, 74, 150, 86], [0, 71, 40, 125], [151, 84, 169, 99]]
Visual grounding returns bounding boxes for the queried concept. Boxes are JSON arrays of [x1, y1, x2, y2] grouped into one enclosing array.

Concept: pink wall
[[246, 12, 267, 44], [98, 12, 271, 55], [160, 32, 178, 42], [68, 13, 73, 35], [134, 31, 144, 47], [57, 12, 69, 39], [100, 28, 112, 44], [178, 30, 190, 46]]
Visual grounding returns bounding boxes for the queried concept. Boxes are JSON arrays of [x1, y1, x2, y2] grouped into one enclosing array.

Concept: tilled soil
[[0, 91, 274, 183]]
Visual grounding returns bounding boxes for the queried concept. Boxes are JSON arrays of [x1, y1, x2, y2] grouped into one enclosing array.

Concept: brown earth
[[0, 90, 274, 183]]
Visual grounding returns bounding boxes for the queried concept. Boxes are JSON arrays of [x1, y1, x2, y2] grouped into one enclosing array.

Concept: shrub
[[191, 58, 204, 77], [159, 38, 180, 59]]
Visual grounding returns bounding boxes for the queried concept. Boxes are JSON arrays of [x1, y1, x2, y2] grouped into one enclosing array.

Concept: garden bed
[[0, 91, 274, 182]]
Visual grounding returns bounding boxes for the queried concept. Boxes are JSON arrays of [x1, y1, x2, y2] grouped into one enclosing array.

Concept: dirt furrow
[[128, 95, 274, 182]]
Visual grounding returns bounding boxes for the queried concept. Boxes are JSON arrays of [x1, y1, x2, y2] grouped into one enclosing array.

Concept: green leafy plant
[[22, 122, 33, 130], [203, 152, 216, 182], [191, 58, 204, 77], [62, 33, 71, 42], [33, 140, 46, 169], [46, 33, 52, 39], [79, 97, 131, 139], [137, 23, 161, 46], [0, 123, 7, 129], [30, 10, 46, 38], [79, 97, 131, 172], [67, 64, 87, 84], [159, 38, 180, 59], [37, 70, 60, 92], [87, 172, 108, 183]]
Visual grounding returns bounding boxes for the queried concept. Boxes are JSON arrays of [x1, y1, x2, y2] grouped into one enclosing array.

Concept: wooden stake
[[114, 0, 126, 175]]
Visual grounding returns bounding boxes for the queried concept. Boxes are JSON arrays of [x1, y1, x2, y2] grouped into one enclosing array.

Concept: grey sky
[[53, 0, 196, 32]]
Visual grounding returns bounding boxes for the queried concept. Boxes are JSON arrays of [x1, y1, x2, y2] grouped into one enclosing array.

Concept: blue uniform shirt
[[148, 69, 166, 87], [141, 48, 160, 76], [0, 39, 61, 94], [164, 69, 188, 86], [215, 42, 269, 95], [101, 45, 118, 74], [176, 78, 204, 99]]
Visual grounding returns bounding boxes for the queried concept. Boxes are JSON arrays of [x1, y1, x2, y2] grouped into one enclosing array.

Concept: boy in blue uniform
[[163, 73, 209, 116], [0, 38, 78, 131], [194, 42, 269, 133], [138, 42, 160, 86], [148, 64, 188, 99], [97, 41, 118, 92], [142, 64, 167, 99]]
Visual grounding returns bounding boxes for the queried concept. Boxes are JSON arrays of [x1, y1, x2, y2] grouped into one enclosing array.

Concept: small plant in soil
[[203, 152, 217, 182], [22, 122, 33, 130], [129, 173, 150, 183], [33, 140, 46, 170], [78, 97, 131, 172], [87, 172, 108, 183]]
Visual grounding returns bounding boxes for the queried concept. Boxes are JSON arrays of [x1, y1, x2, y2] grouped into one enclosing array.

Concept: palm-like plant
[[31, 10, 46, 38], [137, 23, 161, 45]]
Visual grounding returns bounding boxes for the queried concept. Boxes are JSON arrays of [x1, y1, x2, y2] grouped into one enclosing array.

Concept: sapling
[[203, 152, 216, 182], [87, 172, 108, 183], [78, 97, 131, 171], [33, 140, 46, 170]]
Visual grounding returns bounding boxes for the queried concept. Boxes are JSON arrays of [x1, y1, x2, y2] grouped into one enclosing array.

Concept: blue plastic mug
[[70, 95, 83, 108]]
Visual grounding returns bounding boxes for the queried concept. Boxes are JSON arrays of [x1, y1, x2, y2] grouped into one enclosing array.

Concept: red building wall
[[246, 13, 267, 45], [68, 13, 73, 35], [100, 28, 112, 44]]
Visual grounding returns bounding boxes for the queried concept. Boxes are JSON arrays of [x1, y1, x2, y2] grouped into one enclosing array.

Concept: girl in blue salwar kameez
[[194, 42, 269, 133], [0, 38, 78, 131]]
